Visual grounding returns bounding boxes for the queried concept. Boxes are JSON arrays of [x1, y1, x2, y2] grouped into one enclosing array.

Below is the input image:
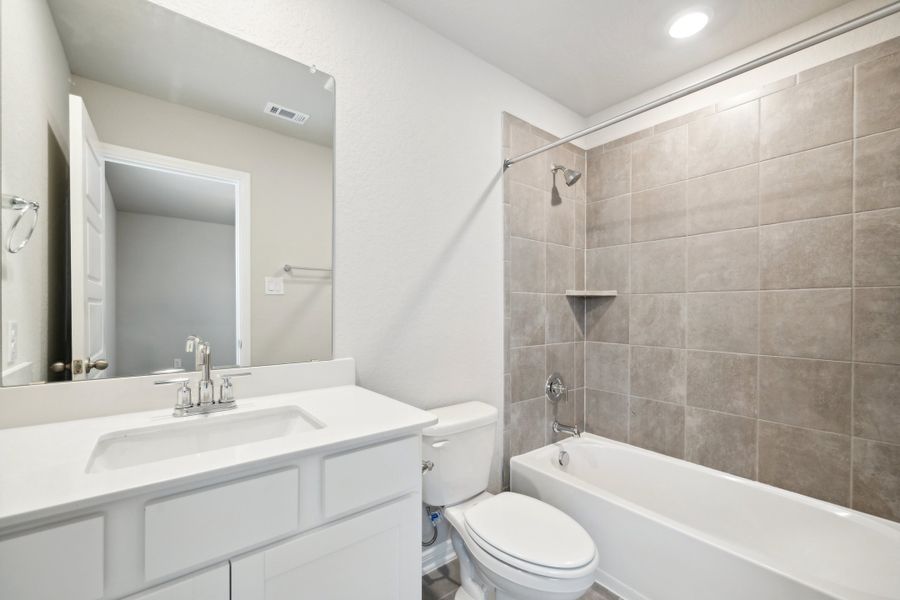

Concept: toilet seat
[[462, 493, 597, 579], [465, 524, 598, 580]]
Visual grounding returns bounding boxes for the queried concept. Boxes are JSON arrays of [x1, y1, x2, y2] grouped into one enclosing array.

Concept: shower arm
[[504, 0, 900, 169]]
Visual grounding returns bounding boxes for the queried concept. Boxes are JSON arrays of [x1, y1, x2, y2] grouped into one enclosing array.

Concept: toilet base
[[454, 588, 478, 600]]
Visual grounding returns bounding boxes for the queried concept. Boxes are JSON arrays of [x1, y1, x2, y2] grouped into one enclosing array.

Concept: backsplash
[[503, 37, 900, 522]]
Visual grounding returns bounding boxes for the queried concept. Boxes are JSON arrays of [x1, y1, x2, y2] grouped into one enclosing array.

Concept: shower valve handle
[[545, 373, 567, 402]]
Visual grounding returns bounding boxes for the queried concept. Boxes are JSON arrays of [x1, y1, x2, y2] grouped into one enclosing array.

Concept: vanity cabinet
[[0, 431, 426, 600], [232, 495, 420, 599]]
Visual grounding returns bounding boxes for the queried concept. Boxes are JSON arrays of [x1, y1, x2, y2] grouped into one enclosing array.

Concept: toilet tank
[[422, 401, 498, 507]]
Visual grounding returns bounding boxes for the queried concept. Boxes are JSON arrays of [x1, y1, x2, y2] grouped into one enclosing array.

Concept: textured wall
[[573, 39, 899, 521], [0, 0, 71, 383]]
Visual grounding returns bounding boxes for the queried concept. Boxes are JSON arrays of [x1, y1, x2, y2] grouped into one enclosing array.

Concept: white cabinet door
[[125, 564, 229, 600], [231, 495, 420, 600], [0, 515, 104, 600]]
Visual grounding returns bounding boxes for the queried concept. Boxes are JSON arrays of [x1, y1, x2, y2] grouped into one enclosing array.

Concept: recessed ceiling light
[[668, 11, 709, 39]]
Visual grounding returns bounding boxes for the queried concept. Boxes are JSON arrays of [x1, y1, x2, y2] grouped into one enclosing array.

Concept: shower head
[[551, 164, 582, 187]]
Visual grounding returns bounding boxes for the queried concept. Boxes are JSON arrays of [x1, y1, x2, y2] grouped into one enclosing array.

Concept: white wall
[[72, 76, 333, 367], [114, 211, 236, 376], [0, 0, 70, 383], [581, 0, 900, 147]]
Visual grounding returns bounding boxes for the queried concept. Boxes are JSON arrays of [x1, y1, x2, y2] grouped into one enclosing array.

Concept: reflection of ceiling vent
[[263, 102, 310, 125]]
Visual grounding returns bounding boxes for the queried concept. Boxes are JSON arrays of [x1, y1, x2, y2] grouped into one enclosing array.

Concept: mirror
[[0, 0, 334, 386]]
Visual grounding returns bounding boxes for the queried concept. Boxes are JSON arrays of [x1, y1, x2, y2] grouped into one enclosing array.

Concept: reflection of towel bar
[[283, 264, 332, 273], [2, 194, 40, 254]]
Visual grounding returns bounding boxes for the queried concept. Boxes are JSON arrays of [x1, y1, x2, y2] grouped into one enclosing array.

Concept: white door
[[231, 496, 420, 600], [68, 95, 108, 380]]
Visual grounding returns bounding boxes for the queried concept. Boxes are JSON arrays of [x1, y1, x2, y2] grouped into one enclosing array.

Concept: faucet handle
[[545, 373, 568, 403], [218, 372, 251, 404], [155, 377, 193, 416]]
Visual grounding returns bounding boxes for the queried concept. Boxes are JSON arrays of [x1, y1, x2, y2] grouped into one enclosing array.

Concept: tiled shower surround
[[502, 38, 900, 522]]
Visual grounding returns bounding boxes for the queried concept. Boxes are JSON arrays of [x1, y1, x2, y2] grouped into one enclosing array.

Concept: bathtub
[[510, 434, 900, 600]]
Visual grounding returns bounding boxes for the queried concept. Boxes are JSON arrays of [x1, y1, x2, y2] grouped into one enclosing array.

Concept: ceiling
[[382, 0, 852, 116], [48, 0, 335, 147], [106, 162, 236, 225]]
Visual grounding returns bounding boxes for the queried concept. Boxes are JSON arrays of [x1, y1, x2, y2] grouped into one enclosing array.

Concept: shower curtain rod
[[504, 1, 900, 168]]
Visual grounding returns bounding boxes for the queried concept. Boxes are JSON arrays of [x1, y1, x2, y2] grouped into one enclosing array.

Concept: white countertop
[[0, 385, 436, 529]]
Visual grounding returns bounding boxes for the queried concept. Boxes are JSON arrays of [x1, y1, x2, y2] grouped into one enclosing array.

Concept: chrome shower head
[[551, 164, 582, 187]]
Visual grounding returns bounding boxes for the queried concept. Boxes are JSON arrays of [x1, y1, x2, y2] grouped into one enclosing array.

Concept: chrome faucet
[[186, 335, 214, 406], [155, 336, 251, 417], [546, 372, 580, 439], [552, 420, 581, 439]]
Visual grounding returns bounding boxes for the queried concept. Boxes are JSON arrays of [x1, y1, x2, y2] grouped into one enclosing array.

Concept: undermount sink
[[86, 406, 323, 473]]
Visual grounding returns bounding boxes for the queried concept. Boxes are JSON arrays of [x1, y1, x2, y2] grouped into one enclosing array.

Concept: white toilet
[[423, 401, 599, 600]]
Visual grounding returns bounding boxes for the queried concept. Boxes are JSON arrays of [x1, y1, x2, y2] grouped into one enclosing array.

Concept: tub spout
[[552, 420, 580, 439]]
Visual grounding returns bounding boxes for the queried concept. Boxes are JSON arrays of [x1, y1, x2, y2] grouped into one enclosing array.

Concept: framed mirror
[[1, 0, 334, 386]]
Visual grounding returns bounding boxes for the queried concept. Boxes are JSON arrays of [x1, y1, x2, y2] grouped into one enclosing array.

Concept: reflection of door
[[101, 144, 252, 368], [69, 95, 108, 380]]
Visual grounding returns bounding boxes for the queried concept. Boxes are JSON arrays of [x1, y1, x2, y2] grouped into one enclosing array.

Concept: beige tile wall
[[502, 114, 586, 490], [582, 38, 900, 522], [503, 37, 900, 522]]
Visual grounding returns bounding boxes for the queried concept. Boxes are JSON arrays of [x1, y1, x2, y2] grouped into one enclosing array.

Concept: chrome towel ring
[[2, 194, 40, 254]]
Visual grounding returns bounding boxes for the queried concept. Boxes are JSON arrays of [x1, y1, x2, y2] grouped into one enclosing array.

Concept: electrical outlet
[[7, 321, 17, 364], [174, 358, 182, 369], [265, 277, 285, 295]]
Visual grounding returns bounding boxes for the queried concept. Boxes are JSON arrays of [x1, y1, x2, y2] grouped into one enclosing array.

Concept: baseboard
[[422, 538, 456, 574]]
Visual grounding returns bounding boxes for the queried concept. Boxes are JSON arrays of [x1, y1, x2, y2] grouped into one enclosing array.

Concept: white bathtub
[[510, 434, 900, 600]]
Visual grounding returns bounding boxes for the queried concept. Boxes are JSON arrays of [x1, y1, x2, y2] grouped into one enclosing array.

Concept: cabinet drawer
[[145, 468, 299, 580], [0, 515, 104, 600], [322, 436, 419, 518], [231, 495, 420, 600], [126, 564, 229, 600]]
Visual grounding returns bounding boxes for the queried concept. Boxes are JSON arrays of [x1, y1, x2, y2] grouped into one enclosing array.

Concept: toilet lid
[[463, 492, 596, 570]]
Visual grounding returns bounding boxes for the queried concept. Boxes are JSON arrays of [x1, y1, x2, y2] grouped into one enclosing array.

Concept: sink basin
[[86, 406, 323, 473]]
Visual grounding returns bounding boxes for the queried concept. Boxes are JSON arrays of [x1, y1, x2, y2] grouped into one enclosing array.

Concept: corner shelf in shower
[[564, 290, 618, 298]]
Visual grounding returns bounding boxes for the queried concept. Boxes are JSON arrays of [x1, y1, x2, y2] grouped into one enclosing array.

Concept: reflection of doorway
[[101, 144, 252, 374], [46, 127, 71, 383]]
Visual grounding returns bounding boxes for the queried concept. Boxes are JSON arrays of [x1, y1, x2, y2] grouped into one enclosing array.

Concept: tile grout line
[[683, 135, 690, 460], [625, 142, 633, 441], [581, 383, 894, 444], [756, 96, 762, 483], [849, 63, 858, 509]]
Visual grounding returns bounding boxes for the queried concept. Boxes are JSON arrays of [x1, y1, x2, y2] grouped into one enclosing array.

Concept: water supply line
[[421, 459, 439, 547], [504, 1, 900, 168], [422, 505, 440, 547]]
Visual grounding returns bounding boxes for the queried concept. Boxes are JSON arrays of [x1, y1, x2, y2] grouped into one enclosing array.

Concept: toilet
[[422, 401, 599, 600]]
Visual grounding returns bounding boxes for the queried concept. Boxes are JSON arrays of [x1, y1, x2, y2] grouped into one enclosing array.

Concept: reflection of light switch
[[265, 277, 285, 295], [7, 321, 17, 364]]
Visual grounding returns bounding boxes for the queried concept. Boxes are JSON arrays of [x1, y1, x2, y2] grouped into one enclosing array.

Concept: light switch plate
[[265, 277, 285, 295]]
